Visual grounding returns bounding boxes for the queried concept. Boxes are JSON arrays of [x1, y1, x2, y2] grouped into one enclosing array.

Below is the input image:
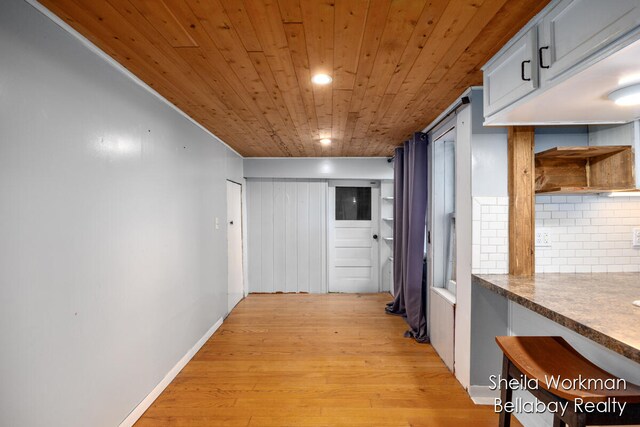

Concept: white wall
[[246, 179, 327, 293], [244, 157, 393, 180], [0, 1, 241, 426], [454, 100, 473, 389]]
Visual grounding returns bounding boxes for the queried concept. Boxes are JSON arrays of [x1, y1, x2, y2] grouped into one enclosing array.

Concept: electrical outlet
[[633, 228, 640, 248], [535, 229, 551, 247]]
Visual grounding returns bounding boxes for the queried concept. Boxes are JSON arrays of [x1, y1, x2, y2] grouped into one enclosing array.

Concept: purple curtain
[[386, 132, 429, 343]]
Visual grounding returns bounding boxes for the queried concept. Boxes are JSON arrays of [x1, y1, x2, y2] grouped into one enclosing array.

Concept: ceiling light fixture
[[319, 138, 332, 146], [311, 74, 332, 85], [608, 84, 640, 106]]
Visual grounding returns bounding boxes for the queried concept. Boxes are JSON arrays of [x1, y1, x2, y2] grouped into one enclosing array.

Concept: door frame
[[326, 180, 381, 293], [226, 180, 244, 314]]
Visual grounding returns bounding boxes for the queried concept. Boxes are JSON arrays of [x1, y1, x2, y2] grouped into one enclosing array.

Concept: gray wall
[[0, 1, 241, 426], [244, 157, 393, 180]]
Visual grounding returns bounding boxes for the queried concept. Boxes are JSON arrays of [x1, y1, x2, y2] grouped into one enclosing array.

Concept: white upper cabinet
[[483, 29, 538, 117], [483, 0, 640, 125], [539, 0, 640, 82]]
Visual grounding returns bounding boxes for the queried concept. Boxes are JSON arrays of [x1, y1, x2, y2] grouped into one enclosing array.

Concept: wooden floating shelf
[[535, 145, 635, 194], [536, 186, 636, 194], [535, 145, 629, 159]]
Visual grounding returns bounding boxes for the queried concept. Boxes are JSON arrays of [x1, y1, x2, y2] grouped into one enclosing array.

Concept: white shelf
[[382, 217, 394, 222], [382, 196, 394, 201], [383, 237, 394, 242]]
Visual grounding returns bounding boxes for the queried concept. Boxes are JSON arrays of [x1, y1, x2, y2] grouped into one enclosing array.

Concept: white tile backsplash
[[535, 195, 640, 273], [473, 197, 509, 274], [472, 195, 640, 274]]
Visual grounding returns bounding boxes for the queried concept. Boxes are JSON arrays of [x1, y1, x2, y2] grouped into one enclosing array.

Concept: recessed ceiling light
[[311, 74, 332, 85], [319, 138, 332, 146], [608, 84, 640, 106]]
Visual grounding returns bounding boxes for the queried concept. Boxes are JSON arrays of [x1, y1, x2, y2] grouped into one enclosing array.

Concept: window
[[335, 187, 371, 220]]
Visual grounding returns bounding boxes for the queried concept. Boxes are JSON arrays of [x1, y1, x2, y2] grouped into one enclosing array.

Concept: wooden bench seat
[[495, 336, 640, 427]]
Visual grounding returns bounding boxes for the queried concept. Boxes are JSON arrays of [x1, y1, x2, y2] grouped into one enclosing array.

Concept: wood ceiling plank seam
[[344, 0, 392, 155], [369, 0, 493, 151], [244, 0, 319, 156], [332, 0, 370, 155], [217, 0, 264, 52], [331, 89, 352, 156], [300, 0, 335, 154], [346, 0, 392, 113], [332, 0, 370, 91], [167, 0, 292, 156], [247, 51, 307, 155], [277, 0, 303, 24], [418, 0, 551, 122], [84, 3, 256, 149], [111, 6, 268, 149], [464, 0, 552, 68], [423, 0, 509, 85], [367, 0, 450, 128], [386, 0, 551, 147], [129, 0, 199, 47], [40, 0, 250, 151], [186, 0, 303, 156], [175, 46, 285, 154], [395, 0, 488, 92], [128, 0, 281, 154], [367, 0, 510, 155], [370, 9, 480, 139], [282, 22, 322, 156], [342, 112, 359, 156], [349, 0, 428, 154]]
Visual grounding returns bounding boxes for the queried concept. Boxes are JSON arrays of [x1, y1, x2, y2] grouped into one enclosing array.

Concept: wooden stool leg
[[552, 415, 564, 427], [499, 355, 513, 427]]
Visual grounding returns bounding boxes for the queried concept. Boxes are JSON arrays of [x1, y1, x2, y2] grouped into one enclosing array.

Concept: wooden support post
[[508, 126, 535, 276]]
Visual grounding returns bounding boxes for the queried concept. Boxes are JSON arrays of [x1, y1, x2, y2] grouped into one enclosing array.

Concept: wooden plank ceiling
[[40, 0, 550, 157]]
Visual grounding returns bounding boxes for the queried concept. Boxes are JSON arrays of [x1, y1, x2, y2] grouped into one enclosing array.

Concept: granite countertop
[[472, 273, 640, 364]]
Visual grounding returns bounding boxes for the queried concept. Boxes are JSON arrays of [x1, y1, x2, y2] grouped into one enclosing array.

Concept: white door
[[226, 180, 244, 313], [328, 181, 380, 293]]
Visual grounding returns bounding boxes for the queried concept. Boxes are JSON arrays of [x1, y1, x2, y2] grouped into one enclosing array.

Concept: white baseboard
[[468, 385, 499, 405], [118, 317, 224, 427]]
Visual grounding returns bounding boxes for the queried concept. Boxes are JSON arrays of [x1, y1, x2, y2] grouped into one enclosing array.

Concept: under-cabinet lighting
[[601, 192, 640, 197], [311, 74, 332, 85], [608, 84, 640, 106]]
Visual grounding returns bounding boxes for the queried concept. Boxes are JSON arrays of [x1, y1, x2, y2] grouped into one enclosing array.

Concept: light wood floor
[[136, 293, 513, 426]]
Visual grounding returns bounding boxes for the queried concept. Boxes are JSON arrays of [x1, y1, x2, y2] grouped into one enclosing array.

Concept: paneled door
[[226, 180, 244, 313], [328, 181, 380, 293]]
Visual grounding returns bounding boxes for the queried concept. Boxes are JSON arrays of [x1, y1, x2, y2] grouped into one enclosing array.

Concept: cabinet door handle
[[539, 46, 550, 69], [521, 60, 532, 81]]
